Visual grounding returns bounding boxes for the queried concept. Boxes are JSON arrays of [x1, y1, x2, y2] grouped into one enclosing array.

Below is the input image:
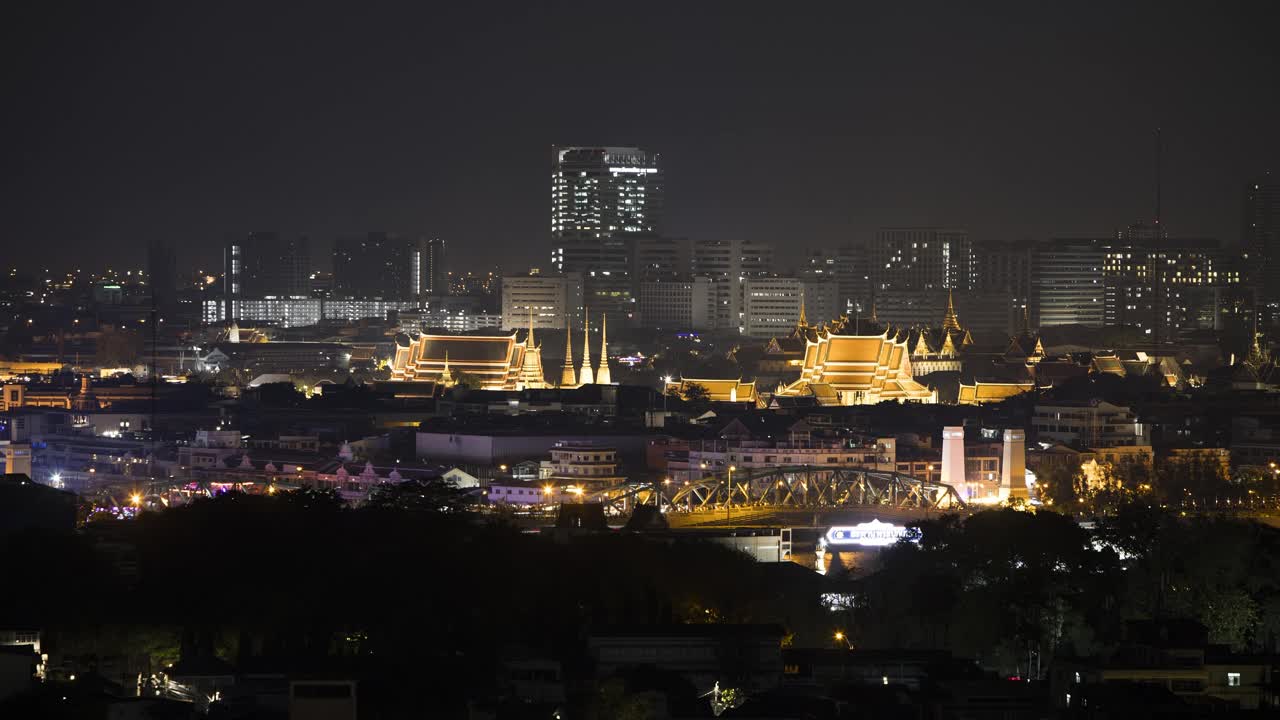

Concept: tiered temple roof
[[664, 377, 759, 404], [776, 328, 936, 405], [389, 332, 548, 390]]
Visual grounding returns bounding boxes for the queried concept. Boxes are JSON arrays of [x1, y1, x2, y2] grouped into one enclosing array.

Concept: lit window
[[1227, 672, 1241, 687]]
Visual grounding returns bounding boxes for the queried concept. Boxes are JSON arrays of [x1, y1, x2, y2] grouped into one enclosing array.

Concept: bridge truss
[[584, 466, 965, 515]]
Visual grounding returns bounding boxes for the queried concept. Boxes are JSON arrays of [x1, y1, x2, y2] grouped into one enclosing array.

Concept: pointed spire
[[869, 299, 879, 325], [560, 315, 577, 386], [579, 308, 594, 384], [941, 329, 958, 357], [526, 305, 536, 348], [439, 350, 454, 386], [798, 294, 808, 329], [596, 313, 611, 384], [912, 330, 931, 357], [942, 289, 962, 332], [1021, 304, 1032, 337]]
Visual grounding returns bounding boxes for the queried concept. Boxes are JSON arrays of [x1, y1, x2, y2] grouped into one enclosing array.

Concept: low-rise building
[[540, 442, 626, 488], [1031, 400, 1149, 448]]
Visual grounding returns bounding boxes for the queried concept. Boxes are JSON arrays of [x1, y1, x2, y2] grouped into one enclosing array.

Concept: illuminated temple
[[389, 310, 613, 391], [776, 327, 937, 404], [390, 332, 547, 389], [390, 309, 548, 390]]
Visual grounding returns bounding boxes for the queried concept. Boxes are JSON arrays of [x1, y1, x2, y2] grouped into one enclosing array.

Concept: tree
[[95, 326, 143, 367], [679, 382, 713, 413], [452, 371, 483, 390], [276, 487, 344, 512], [364, 477, 474, 513], [1036, 464, 1084, 512]]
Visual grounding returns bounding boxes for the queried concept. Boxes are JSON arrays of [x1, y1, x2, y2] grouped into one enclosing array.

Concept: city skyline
[[2, 2, 1277, 274]]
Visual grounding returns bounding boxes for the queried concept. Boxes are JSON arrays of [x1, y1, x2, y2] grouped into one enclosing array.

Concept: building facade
[[638, 275, 716, 330], [1031, 401, 1150, 448], [202, 298, 425, 328], [872, 227, 972, 293], [1035, 237, 1107, 327], [501, 272, 584, 330], [332, 232, 419, 300], [223, 232, 312, 319], [551, 146, 664, 323], [692, 239, 774, 331], [742, 277, 805, 338], [423, 238, 446, 296], [1245, 172, 1280, 308]]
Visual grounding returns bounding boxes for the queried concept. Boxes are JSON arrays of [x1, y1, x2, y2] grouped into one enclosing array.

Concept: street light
[[834, 631, 853, 649], [726, 465, 737, 524]]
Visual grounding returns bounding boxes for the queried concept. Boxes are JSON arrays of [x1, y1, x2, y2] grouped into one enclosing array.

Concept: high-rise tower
[[1246, 172, 1280, 307], [551, 146, 663, 323]]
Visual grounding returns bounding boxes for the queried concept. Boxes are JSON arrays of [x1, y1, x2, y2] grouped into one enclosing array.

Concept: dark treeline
[[4, 492, 1280, 715], [0, 488, 825, 716], [854, 507, 1280, 673]]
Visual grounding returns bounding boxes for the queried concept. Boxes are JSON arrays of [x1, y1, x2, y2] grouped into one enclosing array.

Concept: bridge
[[579, 466, 966, 526]]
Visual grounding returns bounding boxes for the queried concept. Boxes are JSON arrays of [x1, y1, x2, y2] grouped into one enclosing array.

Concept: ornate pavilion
[[388, 309, 613, 391], [768, 302, 937, 405]]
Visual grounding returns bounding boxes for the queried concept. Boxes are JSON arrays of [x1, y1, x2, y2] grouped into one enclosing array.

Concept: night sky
[[2, 2, 1277, 274]]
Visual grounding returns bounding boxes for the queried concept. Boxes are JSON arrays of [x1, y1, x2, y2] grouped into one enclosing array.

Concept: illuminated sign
[[824, 520, 920, 547]]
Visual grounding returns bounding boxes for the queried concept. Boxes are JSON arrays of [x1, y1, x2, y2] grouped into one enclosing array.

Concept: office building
[[835, 243, 872, 315], [972, 240, 1032, 335], [1245, 172, 1280, 306], [800, 246, 865, 319], [332, 232, 418, 300], [501, 272, 584, 330], [202, 297, 425, 328], [638, 275, 716, 330], [692, 239, 774, 330], [630, 235, 689, 281], [423, 238, 446, 296], [1034, 237, 1107, 327], [551, 146, 663, 322], [1031, 401, 1150, 448], [742, 277, 804, 338], [800, 278, 841, 327], [224, 232, 312, 319], [1102, 225, 1231, 340], [872, 227, 972, 293]]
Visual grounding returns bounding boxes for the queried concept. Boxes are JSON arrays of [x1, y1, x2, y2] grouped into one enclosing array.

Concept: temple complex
[[389, 308, 612, 390], [775, 328, 937, 404], [390, 310, 550, 390]]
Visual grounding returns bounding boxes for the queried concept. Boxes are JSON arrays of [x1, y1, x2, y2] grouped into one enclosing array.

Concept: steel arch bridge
[[583, 466, 965, 514]]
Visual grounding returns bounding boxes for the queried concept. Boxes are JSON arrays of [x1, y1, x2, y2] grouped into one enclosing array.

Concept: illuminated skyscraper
[[550, 146, 663, 322]]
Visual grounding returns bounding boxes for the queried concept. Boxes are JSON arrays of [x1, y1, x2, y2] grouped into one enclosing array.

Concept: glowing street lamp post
[[725, 465, 736, 525]]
